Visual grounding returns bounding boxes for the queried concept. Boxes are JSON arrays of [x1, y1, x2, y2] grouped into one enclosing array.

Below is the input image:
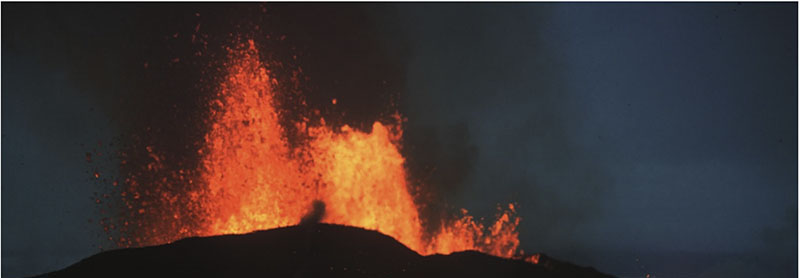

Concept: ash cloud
[[371, 4, 614, 255]]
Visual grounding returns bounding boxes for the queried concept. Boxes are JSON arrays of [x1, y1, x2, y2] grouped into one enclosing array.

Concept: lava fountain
[[109, 39, 522, 258]]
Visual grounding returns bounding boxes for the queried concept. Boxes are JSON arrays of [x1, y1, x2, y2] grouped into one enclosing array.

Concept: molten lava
[[198, 40, 315, 235], [114, 39, 522, 258]]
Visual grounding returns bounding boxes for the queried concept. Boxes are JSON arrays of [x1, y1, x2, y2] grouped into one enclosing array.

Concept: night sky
[[2, 3, 797, 278]]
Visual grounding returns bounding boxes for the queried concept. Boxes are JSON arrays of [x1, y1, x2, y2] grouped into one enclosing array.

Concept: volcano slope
[[35, 224, 613, 278]]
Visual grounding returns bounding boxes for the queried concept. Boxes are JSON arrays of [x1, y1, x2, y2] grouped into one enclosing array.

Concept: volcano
[[63, 24, 606, 278], [35, 223, 613, 278]]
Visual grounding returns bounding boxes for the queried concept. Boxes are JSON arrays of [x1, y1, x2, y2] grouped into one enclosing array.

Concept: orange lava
[[309, 123, 427, 252], [120, 39, 522, 258], [197, 39, 316, 235], [525, 253, 541, 264]]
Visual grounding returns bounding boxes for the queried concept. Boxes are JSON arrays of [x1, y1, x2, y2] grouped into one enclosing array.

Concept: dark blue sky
[[385, 3, 796, 276], [552, 3, 796, 252], [3, 3, 797, 278]]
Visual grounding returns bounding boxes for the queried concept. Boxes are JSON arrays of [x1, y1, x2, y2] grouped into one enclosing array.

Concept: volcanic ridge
[[36, 223, 613, 278]]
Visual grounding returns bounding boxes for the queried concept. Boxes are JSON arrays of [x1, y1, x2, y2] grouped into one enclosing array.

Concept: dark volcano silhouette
[[35, 224, 613, 278]]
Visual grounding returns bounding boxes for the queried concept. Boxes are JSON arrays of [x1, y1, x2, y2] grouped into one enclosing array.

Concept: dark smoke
[[299, 200, 327, 225], [403, 123, 479, 235], [372, 4, 614, 258]]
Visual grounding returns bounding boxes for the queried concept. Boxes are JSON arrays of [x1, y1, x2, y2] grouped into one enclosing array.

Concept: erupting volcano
[[104, 38, 523, 259]]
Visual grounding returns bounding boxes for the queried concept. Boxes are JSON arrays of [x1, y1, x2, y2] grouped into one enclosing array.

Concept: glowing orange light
[[115, 39, 523, 259], [526, 253, 541, 264]]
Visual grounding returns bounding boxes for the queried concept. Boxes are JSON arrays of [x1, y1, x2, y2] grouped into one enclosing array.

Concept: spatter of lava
[[105, 39, 522, 258]]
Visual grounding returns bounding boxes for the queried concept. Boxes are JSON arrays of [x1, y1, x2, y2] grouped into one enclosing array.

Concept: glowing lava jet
[[114, 39, 522, 258]]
